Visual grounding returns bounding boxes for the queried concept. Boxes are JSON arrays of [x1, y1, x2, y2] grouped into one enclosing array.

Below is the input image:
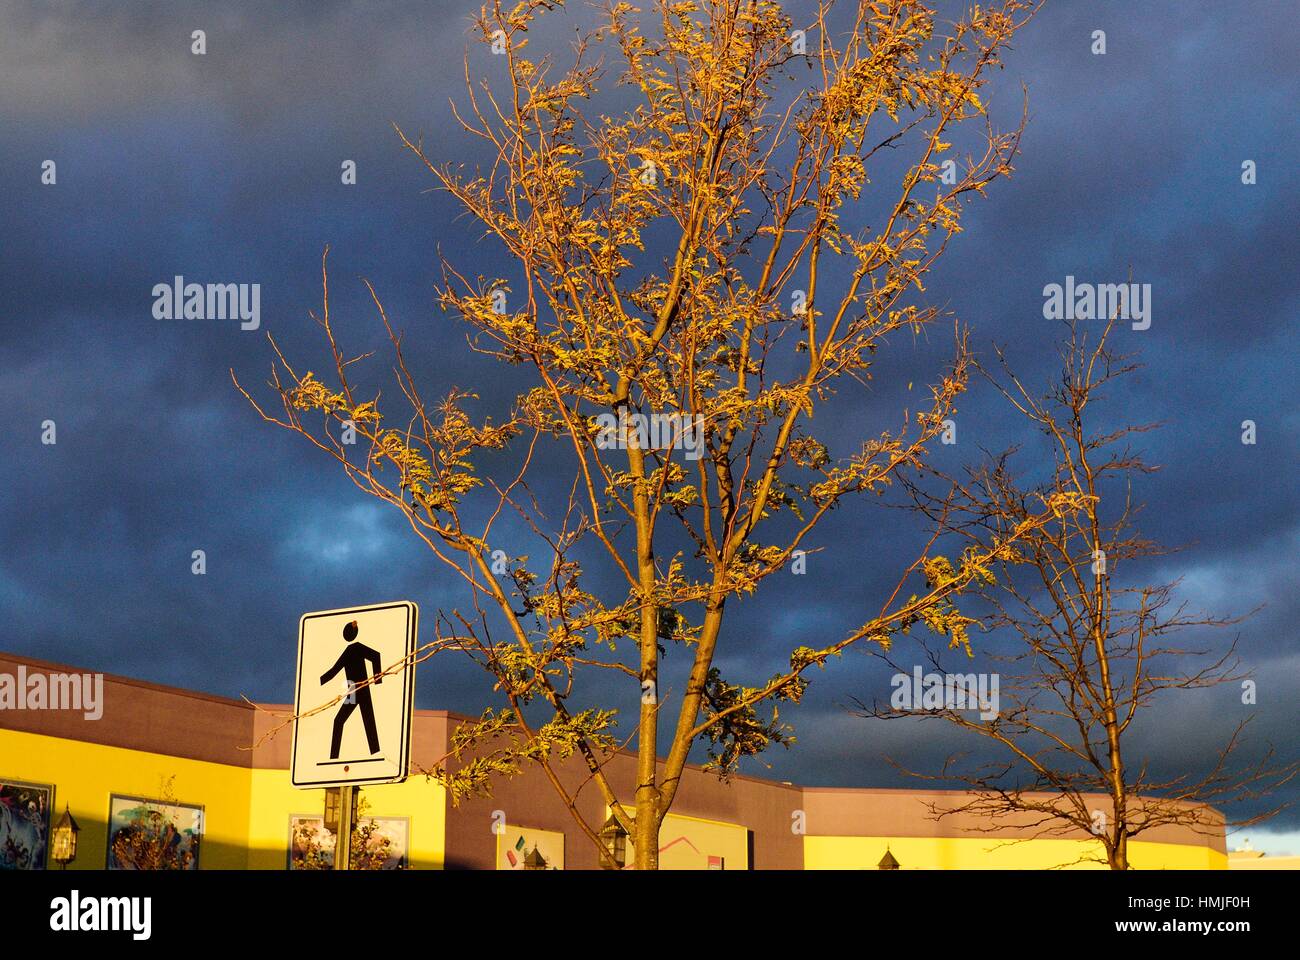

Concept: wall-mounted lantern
[[324, 787, 342, 833], [52, 805, 81, 869], [600, 814, 628, 869]]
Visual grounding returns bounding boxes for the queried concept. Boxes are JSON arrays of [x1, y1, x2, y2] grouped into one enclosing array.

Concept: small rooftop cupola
[[523, 845, 549, 870], [877, 847, 900, 870]]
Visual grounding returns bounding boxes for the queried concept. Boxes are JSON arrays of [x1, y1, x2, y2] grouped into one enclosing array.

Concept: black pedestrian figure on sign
[[321, 620, 382, 759]]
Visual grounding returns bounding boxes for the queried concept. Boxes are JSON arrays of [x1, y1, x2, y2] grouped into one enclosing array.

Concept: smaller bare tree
[[857, 317, 1297, 869]]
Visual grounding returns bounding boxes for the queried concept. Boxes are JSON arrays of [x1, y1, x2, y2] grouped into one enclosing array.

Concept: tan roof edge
[[2, 650, 255, 710], [3, 652, 472, 721], [802, 784, 1225, 819]]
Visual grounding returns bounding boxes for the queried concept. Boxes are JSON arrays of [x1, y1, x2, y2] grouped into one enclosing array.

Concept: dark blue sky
[[1, 1, 1296, 850]]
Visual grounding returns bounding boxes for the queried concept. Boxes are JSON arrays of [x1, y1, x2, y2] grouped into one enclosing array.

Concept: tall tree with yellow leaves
[[236, 0, 1047, 869]]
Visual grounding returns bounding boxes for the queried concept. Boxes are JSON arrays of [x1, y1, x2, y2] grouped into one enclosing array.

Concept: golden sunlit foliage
[[237, 0, 1045, 868]]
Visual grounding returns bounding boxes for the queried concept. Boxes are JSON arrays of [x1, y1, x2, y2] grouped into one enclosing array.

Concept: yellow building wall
[[5, 724, 1226, 872], [1, 728, 447, 869], [247, 767, 446, 870], [1228, 854, 1300, 870], [804, 835, 1227, 870], [2, 728, 252, 869]]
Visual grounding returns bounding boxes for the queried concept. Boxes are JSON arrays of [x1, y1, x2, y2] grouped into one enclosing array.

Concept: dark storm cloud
[[0, 0, 1295, 836]]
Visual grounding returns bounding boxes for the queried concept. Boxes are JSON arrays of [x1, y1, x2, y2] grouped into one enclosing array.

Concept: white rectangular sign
[[291, 600, 418, 788]]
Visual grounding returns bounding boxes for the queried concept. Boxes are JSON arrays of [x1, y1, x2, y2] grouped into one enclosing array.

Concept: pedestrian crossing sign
[[290, 601, 418, 788]]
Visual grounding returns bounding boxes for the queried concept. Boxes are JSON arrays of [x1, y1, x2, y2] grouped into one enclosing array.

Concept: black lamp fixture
[[52, 805, 81, 869], [324, 787, 342, 833], [599, 814, 628, 869]]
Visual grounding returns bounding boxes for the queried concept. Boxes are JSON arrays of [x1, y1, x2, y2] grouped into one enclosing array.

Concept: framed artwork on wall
[[608, 807, 749, 870], [0, 778, 54, 870], [655, 814, 748, 870], [106, 794, 203, 870], [496, 824, 564, 870], [287, 814, 409, 870]]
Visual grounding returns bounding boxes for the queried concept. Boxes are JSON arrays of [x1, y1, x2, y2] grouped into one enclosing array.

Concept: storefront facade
[[0, 652, 1227, 870]]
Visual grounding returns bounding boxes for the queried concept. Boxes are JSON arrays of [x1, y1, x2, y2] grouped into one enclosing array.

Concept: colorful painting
[[496, 824, 564, 870], [607, 808, 748, 870], [107, 794, 203, 870], [288, 815, 408, 870], [0, 779, 53, 870]]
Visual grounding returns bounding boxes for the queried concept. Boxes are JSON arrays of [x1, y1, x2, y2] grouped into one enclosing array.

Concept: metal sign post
[[331, 786, 357, 871]]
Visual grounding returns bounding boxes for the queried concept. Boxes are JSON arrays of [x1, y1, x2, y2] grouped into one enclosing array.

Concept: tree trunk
[[629, 426, 661, 870], [633, 807, 660, 870], [1108, 831, 1129, 870]]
